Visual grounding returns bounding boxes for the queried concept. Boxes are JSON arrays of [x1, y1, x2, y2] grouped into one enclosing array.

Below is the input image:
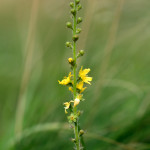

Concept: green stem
[[74, 122, 80, 150], [73, 5, 77, 100], [73, 1, 80, 150], [79, 126, 86, 150]]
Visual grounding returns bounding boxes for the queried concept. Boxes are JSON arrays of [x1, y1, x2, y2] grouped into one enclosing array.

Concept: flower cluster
[[58, 66, 92, 113]]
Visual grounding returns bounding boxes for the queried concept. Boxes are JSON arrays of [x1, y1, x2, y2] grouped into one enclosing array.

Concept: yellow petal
[[84, 77, 92, 84], [76, 81, 84, 90], [63, 102, 70, 109], [82, 68, 90, 75], [80, 87, 87, 93], [58, 72, 73, 85], [69, 87, 73, 93], [63, 102, 69, 105], [65, 109, 68, 114], [79, 66, 90, 77], [68, 72, 73, 78]]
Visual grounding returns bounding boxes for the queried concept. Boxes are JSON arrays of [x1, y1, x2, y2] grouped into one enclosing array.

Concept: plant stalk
[[73, 1, 80, 150]]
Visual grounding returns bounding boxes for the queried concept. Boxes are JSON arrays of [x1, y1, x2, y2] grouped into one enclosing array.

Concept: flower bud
[[75, 0, 80, 4], [77, 17, 82, 24], [66, 22, 72, 29], [70, 2, 74, 8], [76, 28, 82, 34], [74, 98, 80, 107], [79, 130, 84, 136], [72, 35, 79, 42], [68, 58, 74, 65], [65, 42, 72, 48], [77, 4, 82, 11], [77, 50, 85, 58], [71, 138, 76, 143], [79, 50, 84, 56], [71, 9, 76, 15]]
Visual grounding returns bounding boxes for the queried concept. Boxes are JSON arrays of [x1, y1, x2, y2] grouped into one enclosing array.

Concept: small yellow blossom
[[64, 101, 74, 114], [76, 81, 86, 93], [68, 58, 73, 63], [79, 66, 92, 84], [58, 72, 72, 85]]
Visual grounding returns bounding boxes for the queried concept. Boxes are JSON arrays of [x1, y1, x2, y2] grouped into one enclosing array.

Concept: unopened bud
[[79, 50, 84, 56], [76, 28, 82, 34], [66, 22, 72, 29], [70, 2, 74, 8], [71, 9, 76, 15], [74, 98, 80, 107], [72, 35, 79, 42], [79, 130, 84, 136], [71, 138, 76, 143], [77, 4, 82, 11], [65, 42, 72, 48], [77, 50, 84, 58], [75, 0, 80, 4], [77, 17, 82, 24]]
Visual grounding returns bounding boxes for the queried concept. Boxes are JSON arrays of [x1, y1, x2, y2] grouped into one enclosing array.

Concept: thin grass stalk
[[15, 0, 39, 135]]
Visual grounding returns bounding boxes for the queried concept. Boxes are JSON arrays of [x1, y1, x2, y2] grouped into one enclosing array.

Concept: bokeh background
[[1, 0, 150, 149]]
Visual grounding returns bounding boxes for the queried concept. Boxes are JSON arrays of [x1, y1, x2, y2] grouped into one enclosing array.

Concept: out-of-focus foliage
[[0, 0, 150, 150]]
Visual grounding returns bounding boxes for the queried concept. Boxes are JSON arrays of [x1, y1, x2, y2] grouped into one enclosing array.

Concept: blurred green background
[[0, 0, 150, 149]]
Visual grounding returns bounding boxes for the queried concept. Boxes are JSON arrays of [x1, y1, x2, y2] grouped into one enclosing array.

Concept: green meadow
[[0, 0, 150, 149]]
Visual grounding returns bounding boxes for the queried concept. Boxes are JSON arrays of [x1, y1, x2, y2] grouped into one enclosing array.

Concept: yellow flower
[[58, 72, 72, 85], [64, 101, 74, 114], [68, 58, 73, 63], [79, 66, 92, 85], [74, 94, 83, 107], [76, 81, 86, 93]]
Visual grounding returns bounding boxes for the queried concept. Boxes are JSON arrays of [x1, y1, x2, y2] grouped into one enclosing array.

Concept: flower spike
[[58, 1, 92, 149]]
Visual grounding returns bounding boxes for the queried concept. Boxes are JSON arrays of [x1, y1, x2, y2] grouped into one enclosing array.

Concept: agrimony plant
[[58, 0, 92, 149]]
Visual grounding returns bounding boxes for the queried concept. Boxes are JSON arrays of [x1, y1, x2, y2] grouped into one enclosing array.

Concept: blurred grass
[[0, 0, 150, 149]]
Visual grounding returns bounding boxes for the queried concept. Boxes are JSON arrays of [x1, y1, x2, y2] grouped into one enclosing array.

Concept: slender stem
[[74, 122, 80, 150], [73, 1, 80, 150], [73, 3, 77, 100], [79, 126, 86, 150]]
